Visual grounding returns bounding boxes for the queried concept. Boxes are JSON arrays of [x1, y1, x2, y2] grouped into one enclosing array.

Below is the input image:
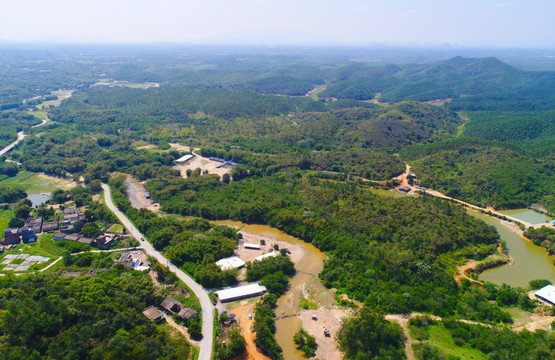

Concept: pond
[[27, 193, 51, 208], [498, 208, 553, 225], [470, 211, 555, 288]]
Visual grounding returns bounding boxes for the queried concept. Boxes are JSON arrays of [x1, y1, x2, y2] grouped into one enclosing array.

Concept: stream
[[213, 220, 326, 360]]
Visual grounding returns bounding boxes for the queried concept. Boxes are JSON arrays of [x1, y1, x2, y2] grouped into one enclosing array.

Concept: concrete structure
[[535, 285, 555, 305], [42, 220, 59, 232], [175, 154, 194, 163], [25, 216, 43, 233], [116, 251, 143, 269], [216, 256, 246, 271], [215, 283, 267, 303], [244, 243, 261, 250], [254, 252, 279, 262], [53, 232, 66, 241], [399, 186, 411, 193], [78, 237, 95, 246], [2, 228, 20, 244], [96, 234, 115, 249], [64, 233, 81, 242], [143, 306, 164, 323], [20, 227, 37, 243]]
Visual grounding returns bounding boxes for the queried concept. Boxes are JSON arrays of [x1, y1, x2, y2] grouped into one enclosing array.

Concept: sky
[[0, 0, 553, 47]]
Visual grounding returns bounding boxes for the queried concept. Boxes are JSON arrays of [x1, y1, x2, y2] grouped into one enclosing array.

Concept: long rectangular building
[[215, 283, 267, 302]]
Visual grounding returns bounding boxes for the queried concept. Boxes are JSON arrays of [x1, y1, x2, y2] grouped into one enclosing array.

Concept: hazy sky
[[1, 0, 553, 47]]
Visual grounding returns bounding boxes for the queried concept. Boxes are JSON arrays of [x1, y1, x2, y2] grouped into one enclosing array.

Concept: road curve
[[0, 131, 25, 157], [102, 183, 214, 360]]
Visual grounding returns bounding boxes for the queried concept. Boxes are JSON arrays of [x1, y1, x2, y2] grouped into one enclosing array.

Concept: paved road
[[0, 131, 25, 157], [0, 116, 49, 158], [102, 183, 214, 360]]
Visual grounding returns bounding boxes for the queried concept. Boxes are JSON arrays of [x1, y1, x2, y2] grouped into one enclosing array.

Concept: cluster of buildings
[[1, 206, 116, 251], [53, 232, 115, 250], [2, 216, 58, 245], [142, 296, 199, 323]]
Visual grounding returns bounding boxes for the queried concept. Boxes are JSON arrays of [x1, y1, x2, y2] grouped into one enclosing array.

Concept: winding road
[[101, 183, 214, 360], [0, 131, 25, 157]]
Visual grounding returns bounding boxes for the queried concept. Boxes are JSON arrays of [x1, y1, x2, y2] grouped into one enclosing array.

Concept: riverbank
[[213, 221, 344, 360]]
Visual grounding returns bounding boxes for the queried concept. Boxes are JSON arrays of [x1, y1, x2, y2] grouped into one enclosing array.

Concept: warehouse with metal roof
[[215, 283, 267, 302]]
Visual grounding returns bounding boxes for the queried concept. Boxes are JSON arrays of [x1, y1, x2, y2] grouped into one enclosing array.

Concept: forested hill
[[322, 56, 555, 104]]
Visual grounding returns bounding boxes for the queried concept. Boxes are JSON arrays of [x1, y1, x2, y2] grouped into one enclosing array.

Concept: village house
[[20, 227, 37, 243], [2, 228, 20, 245], [42, 220, 59, 233], [25, 216, 42, 233], [160, 296, 198, 322]]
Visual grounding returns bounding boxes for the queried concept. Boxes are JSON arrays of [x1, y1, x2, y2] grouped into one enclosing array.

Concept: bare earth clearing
[[174, 153, 232, 180], [124, 177, 160, 212]]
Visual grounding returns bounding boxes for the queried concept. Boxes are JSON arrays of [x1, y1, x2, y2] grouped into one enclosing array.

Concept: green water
[[470, 211, 555, 288], [498, 208, 553, 225]]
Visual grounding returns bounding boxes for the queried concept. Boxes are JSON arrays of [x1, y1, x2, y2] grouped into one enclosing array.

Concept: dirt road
[[231, 303, 270, 360]]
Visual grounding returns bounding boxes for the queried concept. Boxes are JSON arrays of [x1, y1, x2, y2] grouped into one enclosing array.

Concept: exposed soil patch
[[174, 153, 232, 180]]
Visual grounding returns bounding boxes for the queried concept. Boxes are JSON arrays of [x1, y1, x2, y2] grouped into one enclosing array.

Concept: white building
[[175, 154, 194, 163], [244, 243, 261, 250], [215, 256, 246, 271], [215, 283, 267, 302], [254, 252, 279, 262], [535, 285, 555, 305]]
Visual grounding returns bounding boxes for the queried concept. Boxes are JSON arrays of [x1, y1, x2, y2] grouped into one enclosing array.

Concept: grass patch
[[107, 223, 123, 233], [114, 81, 158, 89], [423, 324, 486, 360], [299, 296, 319, 310], [0, 171, 62, 193], [26, 111, 47, 120], [0, 209, 14, 233]]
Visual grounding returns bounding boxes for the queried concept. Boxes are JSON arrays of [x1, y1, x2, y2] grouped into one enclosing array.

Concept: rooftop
[[254, 252, 279, 262], [216, 256, 246, 271], [215, 283, 267, 302], [175, 154, 194, 163], [535, 285, 555, 305]]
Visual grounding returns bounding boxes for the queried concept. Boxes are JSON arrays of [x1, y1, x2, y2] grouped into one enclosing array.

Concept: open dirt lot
[[235, 232, 305, 265], [228, 302, 271, 360], [299, 309, 350, 360], [124, 177, 160, 212], [174, 154, 232, 180]]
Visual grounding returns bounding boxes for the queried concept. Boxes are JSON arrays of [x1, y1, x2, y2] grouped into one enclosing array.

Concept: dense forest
[[0, 270, 191, 360]]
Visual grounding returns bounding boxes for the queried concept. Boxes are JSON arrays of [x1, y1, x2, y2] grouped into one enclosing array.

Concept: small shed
[[143, 306, 164, 323], [160, 296, 181, 313], [178, 308, 199, 321], [399, 186, 411, 193], [244, 243, 261, 250], [78, 237, 95, 246], [64, 233, 81, 242], [53, 232, 67, 241]]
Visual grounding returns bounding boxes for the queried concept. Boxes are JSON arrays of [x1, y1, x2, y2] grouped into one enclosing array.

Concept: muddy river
[[469, 211, 555, 287]]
